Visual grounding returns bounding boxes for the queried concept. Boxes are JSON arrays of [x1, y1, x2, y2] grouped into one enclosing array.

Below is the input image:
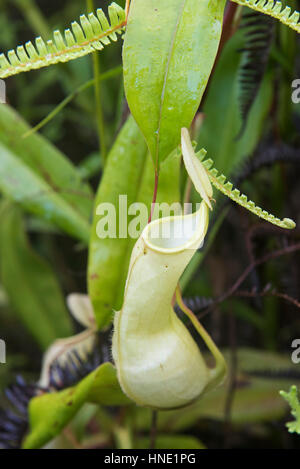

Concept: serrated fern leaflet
[[196, 149, 296, 230], [280, 386, 300, 434], [230, 0, 300, 33], [0, 3, 125, 79], [2, 1, 300, 80]]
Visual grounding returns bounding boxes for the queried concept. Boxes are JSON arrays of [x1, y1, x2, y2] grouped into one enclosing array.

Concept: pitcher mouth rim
[[142, 201, 209, 254]]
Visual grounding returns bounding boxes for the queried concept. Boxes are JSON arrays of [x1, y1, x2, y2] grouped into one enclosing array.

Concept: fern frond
[[196, 149, 296, 230], [280, 385, 300, 434], [237, 10, 275, 138], [230, 0, 300, 32], [234, 141, 300, 185], [0, 3, 125, 79]]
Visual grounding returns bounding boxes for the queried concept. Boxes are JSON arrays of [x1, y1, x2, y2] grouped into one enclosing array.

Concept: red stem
[[217, 2, 239, 58]]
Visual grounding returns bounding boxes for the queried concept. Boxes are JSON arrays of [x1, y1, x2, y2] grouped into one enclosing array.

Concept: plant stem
[[148, 170, 159, 223], [217, 2, 239, 57], [86, 0, 107, 161], [23, 66, 122, 138], [149, 411, 158, 449], [223, 309, 237, 448]]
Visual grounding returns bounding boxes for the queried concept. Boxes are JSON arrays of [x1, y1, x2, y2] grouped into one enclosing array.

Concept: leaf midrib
[[155, 0, 187, 169]]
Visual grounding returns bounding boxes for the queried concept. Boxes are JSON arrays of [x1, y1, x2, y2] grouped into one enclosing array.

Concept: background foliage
[[0, 0, 300, 449]]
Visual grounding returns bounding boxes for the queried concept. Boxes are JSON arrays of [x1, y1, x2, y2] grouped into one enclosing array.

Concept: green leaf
[[0, 202, 73, 349], [0, 104, 92, 242], [136, 435, 205, 449], [88, 116, 148, 328], [280, 385, 300, 434], [123, 0, 226, 168], [23, 363, 129, 449], [87, 362, 130, 407]]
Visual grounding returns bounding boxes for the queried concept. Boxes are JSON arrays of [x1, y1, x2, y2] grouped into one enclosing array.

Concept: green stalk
[[175, 286, 227, 392], [86, 0, 107, 161]]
